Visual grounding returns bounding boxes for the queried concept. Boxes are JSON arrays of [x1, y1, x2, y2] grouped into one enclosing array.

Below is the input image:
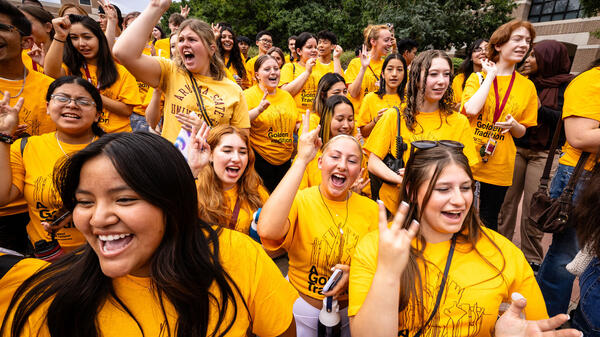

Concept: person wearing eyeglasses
[[0, 76, 104, 255], [452, 39, 488, 105], [349, 144, 555, 337], [0, 0, 56, 255], [365, 50, 478, 213], [245, 30, 273, 87]]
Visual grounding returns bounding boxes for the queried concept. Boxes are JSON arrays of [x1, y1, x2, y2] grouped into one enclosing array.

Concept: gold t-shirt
[[280, 61, 322, 116], [157, 58, 250, 143], [245, 86, 297, 165]]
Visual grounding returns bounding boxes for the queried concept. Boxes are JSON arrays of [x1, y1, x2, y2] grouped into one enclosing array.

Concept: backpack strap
[[20, 136, 29, 156], [393, 106, 406, 160], [0, 254, 24, 279], [538, 120, 563, 191]]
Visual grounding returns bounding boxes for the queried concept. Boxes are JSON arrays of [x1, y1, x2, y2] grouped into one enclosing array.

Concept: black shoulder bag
[[529, 119, 590, 233], [369, 106, 407, 200]]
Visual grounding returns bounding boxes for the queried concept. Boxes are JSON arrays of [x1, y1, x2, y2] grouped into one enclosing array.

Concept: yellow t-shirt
[[452, 72, 466, 104], [223, 184, 270, 234], [0, 70, 55, 218], [345, 57, 384, 110], [262, 186, 378, 300], [460, 72, 538, 186], [280, 61, 322, 116], [559, 66, 600, 170], [364, 108, 479, 212], [153, 37, 171, 59], [244, 55, 259, 87], [157, 58, 250, 143], [64, 63, 142, 133], [312, 59, 341, 80], [245, 86, 297, 165], [224, 54, 252, 89], [10, 133, 90, 251], [349, 227, 548, 337], [21, 50, 44, 74], [0, 255, 48, 322], [356, 92, 402, 133], [0, 230, 298, 337]]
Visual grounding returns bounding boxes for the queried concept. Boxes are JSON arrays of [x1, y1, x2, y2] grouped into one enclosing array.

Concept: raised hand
[[0, 93, 23, 136], [374, 108, 387, 123], [180, 4, 190, 18], [211, 23, 221, 39], [495, 293, 582, 337], [297, 110, 322, 163], [52, 16, 71, 41], [359, 44, 371, 69], [481, 58, 497, 77], [257, 92, 271, 114], [99, 0, 118, 25], [376, 200, 419, 276], [27, 42, 46, 66], [333, 45, 344, 60], [350, 168, 370, 194], [187, 120, 211, 177]]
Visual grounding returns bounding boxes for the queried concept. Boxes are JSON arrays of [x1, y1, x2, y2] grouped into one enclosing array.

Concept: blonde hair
[[175, 19, 226, 80], [322, 134, 363, 159], [363, 24, 389, 50]]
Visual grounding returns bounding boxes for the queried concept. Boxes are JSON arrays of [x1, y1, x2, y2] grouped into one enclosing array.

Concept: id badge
[[479, 138, 497, 163]]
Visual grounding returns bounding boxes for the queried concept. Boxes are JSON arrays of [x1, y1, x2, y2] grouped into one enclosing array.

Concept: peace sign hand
[[257, 92, 271, 114], [296, 110, 322, 163], [188, 120, 211, 177], [359, 44, 371, 69], [180, 4, 190, 18], [376, 200, 419, 276], [211, 23, 221, 39], [0, 93, 23, 136]]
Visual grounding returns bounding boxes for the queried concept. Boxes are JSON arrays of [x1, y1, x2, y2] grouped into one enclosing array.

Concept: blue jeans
[[571, 258, 600, 336], [536, 163, 588, 316], [130, 113, 149, 132]]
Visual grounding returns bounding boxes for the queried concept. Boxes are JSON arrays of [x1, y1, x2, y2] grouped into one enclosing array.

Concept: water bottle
[[318, 296, 341, 337], [249, 208, 262, 243]]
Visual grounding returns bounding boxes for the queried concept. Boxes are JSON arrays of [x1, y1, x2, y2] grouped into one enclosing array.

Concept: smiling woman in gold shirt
[[0, 77, 104, 255], [0, 132, 297, 337], [245, 55, 299, 192]]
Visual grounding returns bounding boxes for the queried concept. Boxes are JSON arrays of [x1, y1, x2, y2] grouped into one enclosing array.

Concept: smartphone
[[322, 269, 343, 293], [50, 211, 71, 227]]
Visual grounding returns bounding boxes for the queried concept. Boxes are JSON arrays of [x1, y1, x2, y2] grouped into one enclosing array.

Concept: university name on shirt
[[170, 84, 227, 123]]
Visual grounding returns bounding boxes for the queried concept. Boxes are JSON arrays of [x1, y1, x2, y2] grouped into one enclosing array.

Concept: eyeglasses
[[259, 39, 273, 45], [473, 47, 485, 53], [50, 94, 96, 108], [0, 23, 26, 35], [410, 140, 464, 156]]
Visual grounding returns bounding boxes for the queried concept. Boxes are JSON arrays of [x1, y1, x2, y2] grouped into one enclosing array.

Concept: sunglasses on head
[[410, 140, 464, 156], [0, 23, 26, 36]]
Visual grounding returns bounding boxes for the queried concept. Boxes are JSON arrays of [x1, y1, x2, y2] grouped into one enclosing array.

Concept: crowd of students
[[0, 0, 599, 336]]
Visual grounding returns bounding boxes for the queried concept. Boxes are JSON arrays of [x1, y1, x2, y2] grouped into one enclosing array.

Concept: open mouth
[[331, 173, 347, 187], [61, 112, 81, 120], [99, 233, 133, 255], [441, 211, 463, 221], [225, 166, 240, 175], [183, 51, 195, 62]]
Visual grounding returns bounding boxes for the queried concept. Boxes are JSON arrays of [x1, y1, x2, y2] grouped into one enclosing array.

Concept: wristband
[[53, 37, 66, 43], [0, 132, 15, 144]]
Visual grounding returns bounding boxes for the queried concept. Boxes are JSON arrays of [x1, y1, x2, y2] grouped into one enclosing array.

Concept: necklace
[[55, 132, 96, 157], [318, 186, 350, 260], [0, 67, 27, 99]]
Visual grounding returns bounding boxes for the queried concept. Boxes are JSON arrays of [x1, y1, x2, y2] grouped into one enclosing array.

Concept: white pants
[[292, 296, 351, 337]]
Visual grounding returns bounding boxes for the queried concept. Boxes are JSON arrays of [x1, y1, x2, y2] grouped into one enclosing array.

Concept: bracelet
[[0, 132, 15, 144], [53, 37, 66, 43]]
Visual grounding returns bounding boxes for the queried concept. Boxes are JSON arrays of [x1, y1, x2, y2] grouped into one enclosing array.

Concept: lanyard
[[187, 72, 213, 127], [228, 197, 241, 229], [492, 71, 516, 124], [32, 60, 38, 72], [414, 235, 457, 337], [82, 63, 100, 89]]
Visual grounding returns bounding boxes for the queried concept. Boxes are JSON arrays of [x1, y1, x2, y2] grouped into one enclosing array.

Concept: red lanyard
[[82, 63, 100, 89], [32, 60, 38, 72], [492, 71, 516, 124]]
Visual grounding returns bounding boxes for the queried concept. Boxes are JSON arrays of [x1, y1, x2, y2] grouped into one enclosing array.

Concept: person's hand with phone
[[322, 264, 350, 299], [41, 211, 73, 234]]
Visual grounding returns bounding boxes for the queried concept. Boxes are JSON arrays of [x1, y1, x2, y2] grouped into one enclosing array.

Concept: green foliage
[[452, 57, 464, 73], [340, 51, 357, 70], [580, 0, 600, 17], [168, 0, 516, 52]]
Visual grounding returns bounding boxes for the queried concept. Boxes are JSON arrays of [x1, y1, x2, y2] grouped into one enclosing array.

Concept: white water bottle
[[318, 296, 341, 337]]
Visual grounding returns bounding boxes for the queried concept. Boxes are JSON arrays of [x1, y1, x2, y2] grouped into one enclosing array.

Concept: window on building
[[79, 0, 91, 5], [528, 0, 582, 22]]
